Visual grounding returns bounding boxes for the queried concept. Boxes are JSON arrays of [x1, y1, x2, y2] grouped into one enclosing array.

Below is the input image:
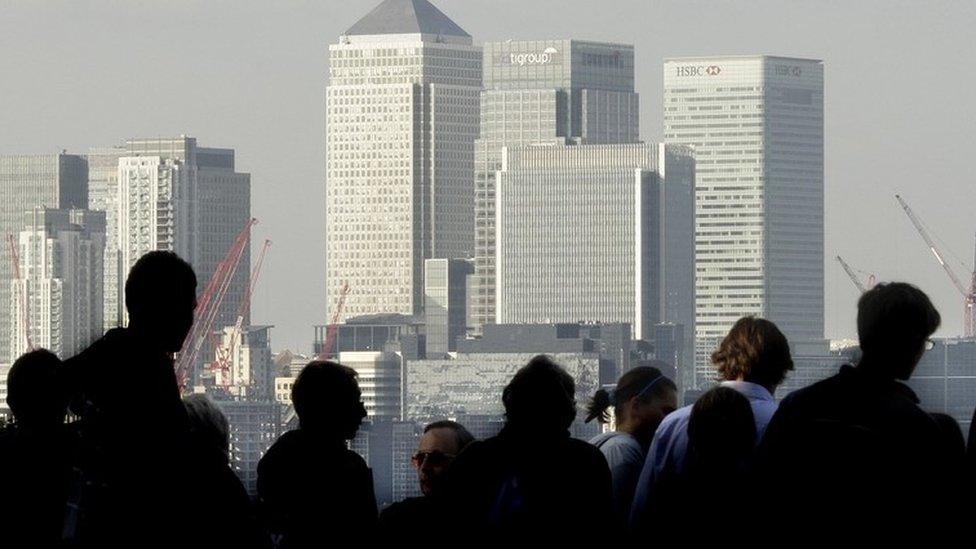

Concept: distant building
[[909, 337, 976, 438], [424, 258, 472, 357], [337, 350, 403, 421], [210, 396, 280, 495], [664, 56, 825, 385], [349, 420, 420, 507], [96, 137, 251, 383], [212, 325, 275, 400], [0, 153, 88, 362], [313, 313, 425, 359], [405, 323, 628, 441], [9, 208, 105, 362], [471, 39, 641, 336], [326, 0, 481, 322], [495, 143, 694, 348], [775, 339, 848, 398]]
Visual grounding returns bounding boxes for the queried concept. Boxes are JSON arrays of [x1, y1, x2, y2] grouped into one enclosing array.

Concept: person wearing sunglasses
[[585, 366, 677, 526], [379, 420, 474, 537]]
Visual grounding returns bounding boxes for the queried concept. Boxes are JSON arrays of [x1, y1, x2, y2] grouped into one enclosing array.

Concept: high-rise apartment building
[[325, 0, 481, 322], [9, 208, 105, 361], [663, 56, 824, 385], [0, 154, 88, 363], [470, 40, 640, 335]]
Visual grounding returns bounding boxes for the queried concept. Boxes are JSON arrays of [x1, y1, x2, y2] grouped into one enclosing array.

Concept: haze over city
[[3, 0, 974, 351]]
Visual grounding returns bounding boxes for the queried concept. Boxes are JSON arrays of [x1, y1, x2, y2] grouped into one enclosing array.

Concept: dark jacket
[[443, 426, 612, 541], [257, 429, 377, 548], [757, 364, 955, 532], [61, 327, 191, 548]]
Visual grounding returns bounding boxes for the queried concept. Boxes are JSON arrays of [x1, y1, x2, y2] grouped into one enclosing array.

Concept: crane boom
[[836, 255, 867, 293], [318, 282, 349, 360], [175, 218, 257, 390], [214, 239, 271, 386], [896, 194, 976, 337], [896, 194, 969, 297]]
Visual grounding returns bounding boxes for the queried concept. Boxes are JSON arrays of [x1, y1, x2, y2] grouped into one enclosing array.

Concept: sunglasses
[[411, 451, 455, 468]]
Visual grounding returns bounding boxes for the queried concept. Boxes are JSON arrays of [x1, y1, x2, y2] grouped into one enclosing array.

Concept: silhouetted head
[[125, 251, 197, 353], [292, 361, 366, 440], [502, 355, 576, 435], [6, 349, 66, 430], [413, 420, 474, 497], [183, 394, 230, 463], [711, 317, 793, 392], [687, 386, 756, 476], [857, 282, 940, 380], [585, 366, 677, 444]]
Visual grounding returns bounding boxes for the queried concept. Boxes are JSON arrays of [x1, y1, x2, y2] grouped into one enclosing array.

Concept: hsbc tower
[[663, 56, 824, 386]]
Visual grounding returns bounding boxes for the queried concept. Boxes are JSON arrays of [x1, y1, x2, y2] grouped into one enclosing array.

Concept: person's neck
[[733, 375, 776, 395], [617, 420, 651, 447], [855, 355, 899, 381]]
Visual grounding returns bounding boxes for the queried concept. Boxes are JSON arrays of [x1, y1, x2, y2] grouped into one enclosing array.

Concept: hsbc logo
[[675, 65, 722, 77], [774, 64, 802, 76]]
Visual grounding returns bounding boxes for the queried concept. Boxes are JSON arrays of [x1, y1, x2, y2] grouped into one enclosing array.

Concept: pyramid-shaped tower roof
[[344, 0, 470, 38]]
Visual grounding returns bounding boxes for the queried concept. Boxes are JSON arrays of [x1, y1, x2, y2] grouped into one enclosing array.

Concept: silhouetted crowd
[[0, 251, 971, 547]]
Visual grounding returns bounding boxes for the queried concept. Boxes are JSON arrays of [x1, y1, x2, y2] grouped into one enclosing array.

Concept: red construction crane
[[6, 234, 33, 352], [212, 238, 271, 386], [317, 282, 349, 360], [896, 194, 976, 337], [175, 218, 257, 390]]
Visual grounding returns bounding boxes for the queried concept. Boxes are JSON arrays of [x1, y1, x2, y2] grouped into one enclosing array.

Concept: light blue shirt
[[629, 381, 777, 527], [589, 431, 645, 524]]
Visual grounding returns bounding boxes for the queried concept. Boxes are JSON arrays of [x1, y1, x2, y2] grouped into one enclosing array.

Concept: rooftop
[[344, 0, 470, 38]]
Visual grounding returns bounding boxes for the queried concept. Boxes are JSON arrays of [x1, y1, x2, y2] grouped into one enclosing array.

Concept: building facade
[[9, 208, 105, 361], [325, 0, 481, 323], [424, 258, 471, 357], [0, 154, 88, 363], [663, 56, 824, 386], [494, 143, 694, 344], [470, 39, 640, 335]]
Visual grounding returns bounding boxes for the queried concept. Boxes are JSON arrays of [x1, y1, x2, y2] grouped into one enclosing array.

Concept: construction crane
[[175, 218, 257, 390], [895, 194, 976, 337], [836, 255, 867, 294], [837, 256, 877, 294], [6, 234, 33, 352], [317, 282, 349, 360], [212, 238, 272, 386]]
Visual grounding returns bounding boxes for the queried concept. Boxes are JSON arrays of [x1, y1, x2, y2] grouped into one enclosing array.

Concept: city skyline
[[2, 1, 976, 351]]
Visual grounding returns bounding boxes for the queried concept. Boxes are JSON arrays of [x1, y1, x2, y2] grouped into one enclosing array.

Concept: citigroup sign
[[509, 47, 559, 66], [674, 65, 722, 77]]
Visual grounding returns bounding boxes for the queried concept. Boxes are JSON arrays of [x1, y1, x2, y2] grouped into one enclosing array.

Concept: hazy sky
[[2, 0, 975, 352]]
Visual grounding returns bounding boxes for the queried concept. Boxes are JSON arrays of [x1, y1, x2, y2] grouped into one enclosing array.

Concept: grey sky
[[2, 0, 974, 352]]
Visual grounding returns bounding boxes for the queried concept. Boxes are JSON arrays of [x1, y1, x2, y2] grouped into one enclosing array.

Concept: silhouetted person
[[257, 361, 375, 548], [586, 367, 677, 526], [0, 349, 71, 548], [378, 420, 474, 538], [757, 282, 951, 534], [61, 251, 197, 547], [630, 316, 792, 533], [652, 387, 757, 542], [443, 355, 612, 542], [183, 394, 268, 549]]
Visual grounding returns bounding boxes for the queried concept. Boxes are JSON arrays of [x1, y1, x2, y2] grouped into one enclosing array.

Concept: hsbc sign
[[674, 65, 722, 77]]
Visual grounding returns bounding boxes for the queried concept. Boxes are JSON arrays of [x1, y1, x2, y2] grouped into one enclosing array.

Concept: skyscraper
[[470, 40, 640, 335], [98, 137, 251, 383], [663, 56, 824, 385], [9, 208, 105, 361], [0, 153, 88, 362], [86, 147, 125, 332], [424, 257, 471, 357], [325, 0, 481, 322], [494, 143, 694, 343]]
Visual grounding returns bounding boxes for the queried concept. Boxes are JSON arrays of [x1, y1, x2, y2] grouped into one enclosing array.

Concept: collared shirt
[[629, 381, 777, 527]]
